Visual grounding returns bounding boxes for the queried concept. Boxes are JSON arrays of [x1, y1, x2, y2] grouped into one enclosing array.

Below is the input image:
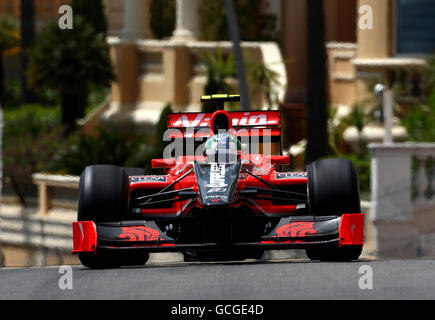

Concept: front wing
[[72, 214, 363, 254]]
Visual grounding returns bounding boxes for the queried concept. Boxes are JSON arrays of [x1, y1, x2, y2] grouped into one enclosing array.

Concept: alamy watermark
[[57, 4, 373, 31], [160, 128, 273, 166], [358, 265, 373, 290], [58, 265, 73, 290], [359, 5, 374, 30], [58, 5, 73, 30]]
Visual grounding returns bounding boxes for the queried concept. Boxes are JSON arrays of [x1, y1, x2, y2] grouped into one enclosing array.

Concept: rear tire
[[306, 158, 362, 261]]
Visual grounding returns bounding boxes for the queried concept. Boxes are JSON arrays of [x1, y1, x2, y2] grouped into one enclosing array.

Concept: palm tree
[[199, 48, 236, 112], [0, 16, 19, 105], [248, 62, 282, 108], [305, 0, 329, 164]]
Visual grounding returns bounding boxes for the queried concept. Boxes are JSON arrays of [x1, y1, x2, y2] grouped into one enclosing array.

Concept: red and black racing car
[[73, 94, 363, 268]]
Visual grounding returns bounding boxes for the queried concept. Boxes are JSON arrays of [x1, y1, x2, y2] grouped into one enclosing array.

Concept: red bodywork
[[73, 214, 363, 252], [73, 221, 97, 254], [129, 154, 303, 218]]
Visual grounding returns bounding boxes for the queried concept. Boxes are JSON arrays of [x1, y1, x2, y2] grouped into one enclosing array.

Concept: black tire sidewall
[[78, 165, 130, 222], [308, 158, 361, 216]]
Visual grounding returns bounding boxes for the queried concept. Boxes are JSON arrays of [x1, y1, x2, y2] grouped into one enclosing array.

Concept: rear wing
[[166, 111, 281, 139]]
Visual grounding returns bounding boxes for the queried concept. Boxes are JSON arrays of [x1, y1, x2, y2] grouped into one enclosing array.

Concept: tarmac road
[[0, 256, 435, 300]]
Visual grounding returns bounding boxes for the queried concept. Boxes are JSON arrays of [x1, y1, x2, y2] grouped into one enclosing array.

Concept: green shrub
[[248, 62, 282, 108], [3, 104, 64, 204], [48, 104, 174, 175], [341, 154, 371, 197], [85, 86, 109, 115], [2, 80, 20, 109], [401, 90, 435, 142], [321, 151, 371, 196], [198, 0, 277, 41], [3, 104, 61, 137], [150, 0, 175, 39], [47, 127, 150, 175]]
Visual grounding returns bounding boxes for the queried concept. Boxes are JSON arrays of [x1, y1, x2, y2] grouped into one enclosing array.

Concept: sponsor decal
[[207, 187, 227, 193], [207, 163, 227, 188], [119, 226, 161, 242], [232, 113, 268, 126], [205, 195, 228, 201], [275, 222, 316, 238], [129, 176, 167, 184], [168, 112, 280, 128], [275, 172, 307, 180], [172, 113, 210, 128]]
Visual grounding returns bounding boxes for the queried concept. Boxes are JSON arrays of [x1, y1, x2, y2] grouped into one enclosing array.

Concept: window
[[396, 0, 435, 54]]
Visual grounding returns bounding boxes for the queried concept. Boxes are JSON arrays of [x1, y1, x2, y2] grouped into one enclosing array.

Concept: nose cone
[[194, 161, 240, 209]]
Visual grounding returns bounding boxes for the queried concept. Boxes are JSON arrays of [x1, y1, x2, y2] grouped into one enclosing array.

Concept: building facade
[[2, 1, 434, 134]]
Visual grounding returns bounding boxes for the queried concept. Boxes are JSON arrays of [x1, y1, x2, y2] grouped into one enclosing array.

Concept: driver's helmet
[[205, 132, 241, 163]]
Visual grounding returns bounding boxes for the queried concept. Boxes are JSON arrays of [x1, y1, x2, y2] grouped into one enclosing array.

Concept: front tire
[[306, 245, 362, 262], [307, 158, 360, 216], [183, 249, 264, 262], [306, 158, 362, 261], [78, 165, 130, 222], [79, 251, 149, 269], [78, 165, 134, 268]]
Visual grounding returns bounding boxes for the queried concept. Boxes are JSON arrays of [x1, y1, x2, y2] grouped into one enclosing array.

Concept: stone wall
[[369, 143, 435, 258]]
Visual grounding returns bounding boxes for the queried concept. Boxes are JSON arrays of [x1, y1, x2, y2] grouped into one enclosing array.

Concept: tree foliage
[[71, 0, 108, 36], [198, 0, 277, 41], [28, 20, 113, 90], [3, 104, 63, 205], [199, 49, 237, 112], [48, 104, 174, 175], [0, 15, 19, 50], [0, 15, 19, 104], [248, 62, 281, 108], [401, 90, 435, 142], [400, 57, 435, 142], [150, 0, 175, 39], [27, 18, 114, 132]]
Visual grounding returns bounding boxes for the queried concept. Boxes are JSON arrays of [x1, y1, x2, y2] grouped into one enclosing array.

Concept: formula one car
[[73, 94, 363, 268]]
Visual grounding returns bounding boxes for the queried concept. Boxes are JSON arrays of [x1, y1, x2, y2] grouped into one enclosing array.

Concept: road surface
[[0, 256, 434, 300]]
